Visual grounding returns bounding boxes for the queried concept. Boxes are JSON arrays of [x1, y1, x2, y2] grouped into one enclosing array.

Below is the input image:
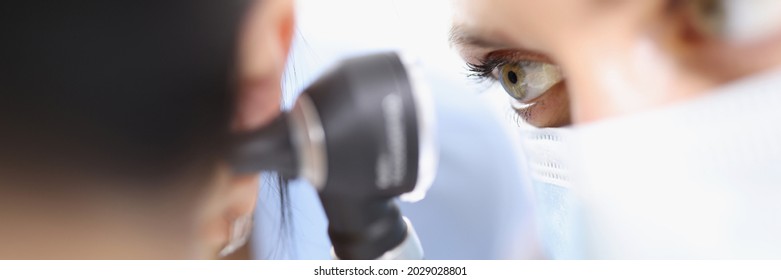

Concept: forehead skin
[[452, 0, 552, 57], [451, 0, 665, 59]]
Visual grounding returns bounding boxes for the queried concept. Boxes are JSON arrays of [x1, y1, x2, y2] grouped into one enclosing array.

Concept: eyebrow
[[449, 24, 512, 49]]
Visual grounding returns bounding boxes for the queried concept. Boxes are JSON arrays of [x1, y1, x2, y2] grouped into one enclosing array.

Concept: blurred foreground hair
[[1, 1, 246, 192]]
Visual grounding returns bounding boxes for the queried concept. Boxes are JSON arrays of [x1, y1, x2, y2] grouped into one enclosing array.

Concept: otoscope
[[230, 52, 437, 260]]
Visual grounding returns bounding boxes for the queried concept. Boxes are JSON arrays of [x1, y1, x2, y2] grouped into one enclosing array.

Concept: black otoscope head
[[230, 52, 436, 259]]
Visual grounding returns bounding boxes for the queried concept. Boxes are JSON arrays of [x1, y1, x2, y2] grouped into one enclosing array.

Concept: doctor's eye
[[678, 0, 725, 39], [468, 58, 563, 103], [497, 61, 563, 103]]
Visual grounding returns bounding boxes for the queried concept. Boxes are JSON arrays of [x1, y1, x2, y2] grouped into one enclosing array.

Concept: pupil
[[507, 71, 518, 84]]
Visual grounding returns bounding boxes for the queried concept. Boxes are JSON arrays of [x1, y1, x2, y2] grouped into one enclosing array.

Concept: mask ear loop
[[218, 214, 253, 257]]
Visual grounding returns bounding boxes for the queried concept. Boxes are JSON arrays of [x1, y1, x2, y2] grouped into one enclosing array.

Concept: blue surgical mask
[[518, 126, 584, 259]]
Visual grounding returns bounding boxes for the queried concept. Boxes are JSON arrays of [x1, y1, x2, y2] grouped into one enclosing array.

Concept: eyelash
[[466, 57, 506, 82]]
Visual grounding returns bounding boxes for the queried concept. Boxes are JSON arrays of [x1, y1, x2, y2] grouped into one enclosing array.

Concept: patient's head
[[0, 0, 294, 259]]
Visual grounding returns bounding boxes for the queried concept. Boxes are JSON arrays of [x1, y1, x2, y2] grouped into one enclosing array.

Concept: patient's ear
[[197, 165, 259, 259], [200, 0, 295, 259]]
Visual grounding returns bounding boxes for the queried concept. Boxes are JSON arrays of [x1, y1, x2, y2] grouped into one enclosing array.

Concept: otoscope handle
[[374, 217, 424, 260], [318, 194, 406, 259], [322, 194, 423, 260], [330, 217, 424, 260]]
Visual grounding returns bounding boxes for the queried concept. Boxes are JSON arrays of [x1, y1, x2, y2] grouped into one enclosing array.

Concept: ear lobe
[[218, 209, 254, 257], [195, 166, 260, 258], [227, 175, 262, 216], [215, 174, 260, 258]]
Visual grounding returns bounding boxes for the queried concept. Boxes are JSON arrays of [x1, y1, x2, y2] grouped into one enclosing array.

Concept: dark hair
[[0, 1, 252, 191]]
